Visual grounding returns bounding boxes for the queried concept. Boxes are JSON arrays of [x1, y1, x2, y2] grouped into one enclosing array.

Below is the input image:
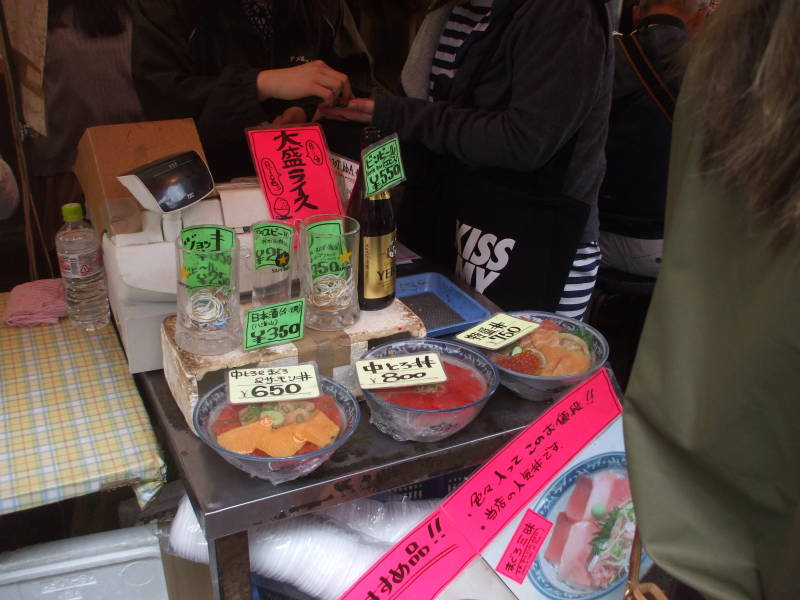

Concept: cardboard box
[[74, 119, 207, 233]]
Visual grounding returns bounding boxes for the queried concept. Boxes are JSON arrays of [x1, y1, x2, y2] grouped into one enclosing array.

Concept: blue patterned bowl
[[193, 377, 360, 485], [359, 338, 499, 442]]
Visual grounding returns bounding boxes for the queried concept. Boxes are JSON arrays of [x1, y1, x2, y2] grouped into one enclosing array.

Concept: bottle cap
[[61, 203, 84, 222]]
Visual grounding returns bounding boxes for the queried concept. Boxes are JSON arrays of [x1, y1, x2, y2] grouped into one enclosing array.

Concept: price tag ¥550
[[455, 314, 539, 351], [355, 353, 447, 390], [227, 364, 320, 404]]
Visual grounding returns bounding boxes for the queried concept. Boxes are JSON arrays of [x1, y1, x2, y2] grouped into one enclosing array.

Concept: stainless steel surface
[[138, 369, 549, 540]]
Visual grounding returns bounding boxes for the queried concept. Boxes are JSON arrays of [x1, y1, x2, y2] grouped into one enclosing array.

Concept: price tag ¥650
[[227, 364, 320, 404], [455, 314, 539, 350], [355, 353, 447, 390]]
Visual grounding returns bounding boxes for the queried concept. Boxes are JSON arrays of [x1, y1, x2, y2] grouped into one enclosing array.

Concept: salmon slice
[[544, 512, 575, 564], [583, 471, 627, 520], [565, 474, 593, 521], [216, 418, 272, 454], [558, 520, 599, 589], [256, 424, 306, 457], [609, 476, 632, 509], [293, 410, 340, 448]]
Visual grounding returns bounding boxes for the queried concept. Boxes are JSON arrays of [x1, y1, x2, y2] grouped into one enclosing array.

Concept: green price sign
[[363, 133, 406, 197], [252, 222, 293, 271], [243, 298, 305, 351], [180, 225, 236, 290], [306, 219, 351, 280]]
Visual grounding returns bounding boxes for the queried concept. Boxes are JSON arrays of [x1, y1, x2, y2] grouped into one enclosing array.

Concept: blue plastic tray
[[396, 272, 491, 337]]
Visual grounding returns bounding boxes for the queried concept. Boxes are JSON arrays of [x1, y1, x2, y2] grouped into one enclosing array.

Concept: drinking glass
[[251, 220, 295, 305], [298, 214, 360, 331], [175, 225, 242, 354]]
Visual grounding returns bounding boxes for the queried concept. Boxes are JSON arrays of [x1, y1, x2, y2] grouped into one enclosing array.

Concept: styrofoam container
[[0, 524, 168, 600]]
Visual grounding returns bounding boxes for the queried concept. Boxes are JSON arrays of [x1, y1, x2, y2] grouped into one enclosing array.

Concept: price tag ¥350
[[244, 298, 305, 351], [227, 364, 320, 404], [455, 314, 539, 351], [355, 353, 447, 390]]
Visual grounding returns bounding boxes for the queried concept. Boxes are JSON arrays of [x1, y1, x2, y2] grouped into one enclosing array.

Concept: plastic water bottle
[[56, 203, 110, 331]]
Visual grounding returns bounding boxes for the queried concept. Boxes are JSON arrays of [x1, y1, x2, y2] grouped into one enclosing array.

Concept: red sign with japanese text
[[247, 125, 343, 224], [343, 510, 475, 600], [495, 510, 553, 584], [339, 369, 622, 600]]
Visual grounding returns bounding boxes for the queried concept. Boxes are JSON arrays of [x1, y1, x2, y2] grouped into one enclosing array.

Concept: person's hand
[[271, 106, 308, 126], [257, 60, 353, 106], [316, 98, 375, 124]]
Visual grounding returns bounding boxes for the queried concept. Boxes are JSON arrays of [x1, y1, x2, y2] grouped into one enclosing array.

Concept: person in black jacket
[[320, 0, 613, 316], [598, 0, 709, 278], [130, 0, 372, 182]]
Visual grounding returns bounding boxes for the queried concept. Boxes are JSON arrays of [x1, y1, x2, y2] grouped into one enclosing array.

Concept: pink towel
[[4, 279, 68, 327]]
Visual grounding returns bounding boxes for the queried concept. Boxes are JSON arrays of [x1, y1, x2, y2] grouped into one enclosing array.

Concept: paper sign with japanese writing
[[340, 369, 624, 600], [252, 222, 293, 271], [179, 225, 236, 291], [481, 416, 638, 600], [355, 353, 448, 390], [248, 125, 343, 224], [243, 298, 305, 351], [342, 509, 476, 600], [495, 510, 553, 584], [227, 364, 320, 404], [363, 133, 406, 197], [455, 314, 539, 350], [441, 372, 622, 549]]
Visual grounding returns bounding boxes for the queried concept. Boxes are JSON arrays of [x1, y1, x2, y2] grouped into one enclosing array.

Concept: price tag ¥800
[[355, 353, 447, 390], [227, 364, 320, 404], [244, 298, 305, 351], [455, 314, 539, 350]]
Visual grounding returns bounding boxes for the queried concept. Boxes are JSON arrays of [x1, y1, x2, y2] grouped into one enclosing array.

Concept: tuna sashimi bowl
[[528, 453, 649, 600]]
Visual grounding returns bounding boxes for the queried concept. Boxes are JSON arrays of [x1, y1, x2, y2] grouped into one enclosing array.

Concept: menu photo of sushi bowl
[[528, 452, 649, 600], [193, 367, 360, 485], [356, 338, 499, 443], [488, 311, 609, 402]]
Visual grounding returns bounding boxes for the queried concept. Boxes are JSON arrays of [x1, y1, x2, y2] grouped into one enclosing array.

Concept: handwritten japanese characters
[[248, 125, 343, 224], [495, 510, 553, 584], [355, 353, 448, 390], [243, 298, 305, 351], [456, 314, 539, 350], [227, 364, 320, 404], [363, 134, 406, 197]]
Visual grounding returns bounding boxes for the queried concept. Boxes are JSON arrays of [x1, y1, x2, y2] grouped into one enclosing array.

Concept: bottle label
[[362, 231, 396, 299], [58, 249, 102, 279]]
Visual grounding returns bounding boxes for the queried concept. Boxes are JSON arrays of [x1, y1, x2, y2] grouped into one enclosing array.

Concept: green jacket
[[623, 66, 800, 600]]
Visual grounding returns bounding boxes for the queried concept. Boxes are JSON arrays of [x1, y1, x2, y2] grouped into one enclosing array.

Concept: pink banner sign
[[495, 509, 553, 584], [440, 370, 622, 550], [340, 369, 622, 600], [247, 124, 343, 225], [342, 509, 475, 600]]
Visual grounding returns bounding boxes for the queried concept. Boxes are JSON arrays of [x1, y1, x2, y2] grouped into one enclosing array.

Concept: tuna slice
[[583, 471, 626, 520], [544, 512, 575, 564], [557, 520, 599, 589], [608, 476, 632, 510], [565, 474, 593, 521]]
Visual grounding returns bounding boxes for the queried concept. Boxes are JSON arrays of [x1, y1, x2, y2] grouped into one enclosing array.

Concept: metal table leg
[[208, 530, 252, 600]]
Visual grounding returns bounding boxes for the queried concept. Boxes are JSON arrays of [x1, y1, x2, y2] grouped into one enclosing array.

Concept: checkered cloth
[[0, 293, 165, 515]]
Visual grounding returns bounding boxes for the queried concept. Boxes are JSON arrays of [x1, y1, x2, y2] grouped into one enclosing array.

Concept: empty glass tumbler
[[251, 220, 295, 306], [298, 214, 360, 331], [175, 225, 242, 354]]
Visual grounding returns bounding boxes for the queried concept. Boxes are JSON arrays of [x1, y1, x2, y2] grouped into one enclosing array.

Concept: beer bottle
[[354, 126, 396, 310]]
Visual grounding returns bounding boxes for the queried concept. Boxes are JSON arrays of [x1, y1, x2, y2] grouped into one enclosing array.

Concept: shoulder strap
[[615, 32, 676, 123]]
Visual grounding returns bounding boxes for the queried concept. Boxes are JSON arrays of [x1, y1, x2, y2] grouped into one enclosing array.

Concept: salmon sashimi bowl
[[529, 453, 648, 599]]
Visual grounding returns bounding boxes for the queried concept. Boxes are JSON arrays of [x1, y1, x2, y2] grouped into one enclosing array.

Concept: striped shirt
[[556, 242, 601, 320], [429, 0, 494, 101]]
